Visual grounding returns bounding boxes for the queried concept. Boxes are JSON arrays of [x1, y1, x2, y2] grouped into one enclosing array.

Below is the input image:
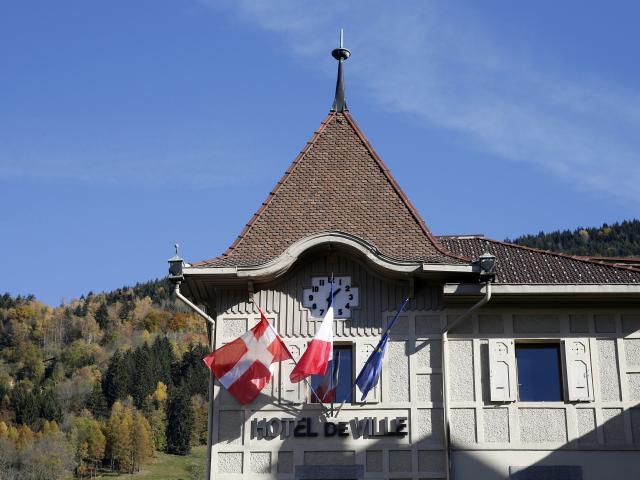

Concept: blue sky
[[2, 1, 640, 305]]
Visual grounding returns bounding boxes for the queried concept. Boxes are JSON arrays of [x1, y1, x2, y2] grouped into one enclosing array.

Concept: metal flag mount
[[335, 297, 411, 417], [331, 29, 351, 113]]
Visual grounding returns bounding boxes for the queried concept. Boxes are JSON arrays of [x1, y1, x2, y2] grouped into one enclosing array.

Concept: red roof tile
[[194, 112, 469, 267], [438, 236, 640, 284]]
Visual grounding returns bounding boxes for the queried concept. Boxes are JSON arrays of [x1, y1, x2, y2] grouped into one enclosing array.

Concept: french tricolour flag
[[203, 306, 292, 404], [314, 349, 340, 402], [290, 282, 334, 383]]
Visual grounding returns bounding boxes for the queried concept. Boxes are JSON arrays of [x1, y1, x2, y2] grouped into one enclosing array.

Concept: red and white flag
[[290, 283, 334, 383], [314, 350, 340, 403], [203, 307, 292, 404]]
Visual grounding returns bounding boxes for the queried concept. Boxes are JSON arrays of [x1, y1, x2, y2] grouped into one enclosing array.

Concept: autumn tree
[[147, 405, 167, 452], [143, 310, 170, 333], [20, 428, 74, 480], [0, 437, 18, 479], [106, 401, 134, 472], [69, 416, 106, 477], [146, 382, 168, 451], [13, 341, 44, 381], [191, 394, 208, 446], [131, 410, 153, 471], [85, 420, 106, 475]]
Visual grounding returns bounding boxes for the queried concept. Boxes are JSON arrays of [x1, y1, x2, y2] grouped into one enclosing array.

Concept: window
[[310, 346, 353, 403], [515, 343, 563, 401]]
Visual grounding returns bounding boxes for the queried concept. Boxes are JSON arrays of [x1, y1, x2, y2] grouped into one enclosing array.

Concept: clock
[[302, 276, 359, 318]]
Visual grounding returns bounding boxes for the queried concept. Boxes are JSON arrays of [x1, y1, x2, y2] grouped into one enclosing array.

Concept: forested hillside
[[508, 219, 640, 257], [0, 280, 209, 479]]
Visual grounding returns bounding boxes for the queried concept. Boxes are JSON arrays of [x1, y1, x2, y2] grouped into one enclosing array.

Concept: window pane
[[310, 346, 352, 403], [515, 344, 562, 401]]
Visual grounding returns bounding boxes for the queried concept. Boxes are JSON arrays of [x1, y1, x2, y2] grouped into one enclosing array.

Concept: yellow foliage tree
[[153, 381, 168, 404], [109, 409, 134, 472], [6, 424, 19, 443], [106, 400, 153, 473], [16, 424, 35, 450], [131, 411, 153, 471]]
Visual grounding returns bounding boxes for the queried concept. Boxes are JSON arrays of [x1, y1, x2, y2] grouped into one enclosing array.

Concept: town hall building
[[168, 37, 640, 480]]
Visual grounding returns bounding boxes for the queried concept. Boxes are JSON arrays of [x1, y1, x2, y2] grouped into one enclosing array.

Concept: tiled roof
[[194, 111, 469, 267], [438, 236, 640, 284]]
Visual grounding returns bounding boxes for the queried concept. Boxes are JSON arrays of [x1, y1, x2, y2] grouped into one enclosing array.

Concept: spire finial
[[331, 29, 351, 113]]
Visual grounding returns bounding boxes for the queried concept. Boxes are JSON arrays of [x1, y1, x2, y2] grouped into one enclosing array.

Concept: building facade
[[172, 43, 640, 480]]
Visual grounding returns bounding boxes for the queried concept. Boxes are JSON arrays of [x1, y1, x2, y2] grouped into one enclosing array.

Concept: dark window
[[515, 343, 563, 401], [310, 346, 352, 403]]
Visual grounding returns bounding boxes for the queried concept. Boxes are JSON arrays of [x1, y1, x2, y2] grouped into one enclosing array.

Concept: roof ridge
[[342, 112, 471, 264], [478, 236, 640, 275], [194, 112, 338, 267]]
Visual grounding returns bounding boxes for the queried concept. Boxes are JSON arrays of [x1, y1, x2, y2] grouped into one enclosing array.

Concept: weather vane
[[331, 29, 351, 113]]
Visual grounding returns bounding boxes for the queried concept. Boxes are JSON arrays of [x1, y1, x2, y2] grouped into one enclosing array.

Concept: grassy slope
[[98, 447, 206, 480]]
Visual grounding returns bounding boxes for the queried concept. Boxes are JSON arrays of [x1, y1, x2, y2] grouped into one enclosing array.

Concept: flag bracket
[[247, 280, 255, 303]]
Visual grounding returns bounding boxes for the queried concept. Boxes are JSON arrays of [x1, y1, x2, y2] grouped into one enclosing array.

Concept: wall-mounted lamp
[[478, 251, 496, 283], [168, 244, 184, 283]]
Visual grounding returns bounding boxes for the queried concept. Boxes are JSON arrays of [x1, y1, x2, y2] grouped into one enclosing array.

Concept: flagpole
[[334, 297, 411, 418], [330, 275, 334, 417], [253, 300, 330, 414]]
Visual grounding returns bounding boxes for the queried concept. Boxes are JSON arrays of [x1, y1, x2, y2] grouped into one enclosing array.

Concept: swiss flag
[[203, 307, 292, 404]]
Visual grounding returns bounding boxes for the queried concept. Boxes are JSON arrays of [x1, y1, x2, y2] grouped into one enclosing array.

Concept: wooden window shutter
[[564, 338, 593, 401], [488, 339, 516, 402], [280, 343, 304, 404]]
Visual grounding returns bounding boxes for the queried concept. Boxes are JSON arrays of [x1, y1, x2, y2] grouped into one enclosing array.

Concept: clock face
[[302, 276, 359, 318]]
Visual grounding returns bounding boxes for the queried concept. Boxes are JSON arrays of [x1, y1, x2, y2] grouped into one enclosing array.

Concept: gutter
[[441, 281, 492, 480], [173, 282, 216, 480], [444, 283, 640, 295]]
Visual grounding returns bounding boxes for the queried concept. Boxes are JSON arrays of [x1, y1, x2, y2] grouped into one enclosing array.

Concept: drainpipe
[[442, 281, 492, 480], [174, 282, 215, 327], [173, 282, 216, 480]]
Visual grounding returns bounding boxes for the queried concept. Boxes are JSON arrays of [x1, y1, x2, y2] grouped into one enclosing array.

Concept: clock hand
[[326, 288, 341, 304]]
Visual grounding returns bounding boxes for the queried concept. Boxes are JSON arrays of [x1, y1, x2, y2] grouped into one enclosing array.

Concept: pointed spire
[[331, 29, 351, 113]]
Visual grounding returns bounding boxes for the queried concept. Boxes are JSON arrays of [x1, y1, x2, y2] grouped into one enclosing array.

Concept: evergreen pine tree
[[87, 383, 109, 419], [11, 383, 39, 427], [95, 303, 109, 330], [38, 390, 63, 423], [175, 344, 209, 398], [166, 386, 194, 455], [131, 344, 154, 408], [103, 350, 134, 407], [151, 336, 174, 388], [118, 301, 132, 321], [74, 302, 85, 317]]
